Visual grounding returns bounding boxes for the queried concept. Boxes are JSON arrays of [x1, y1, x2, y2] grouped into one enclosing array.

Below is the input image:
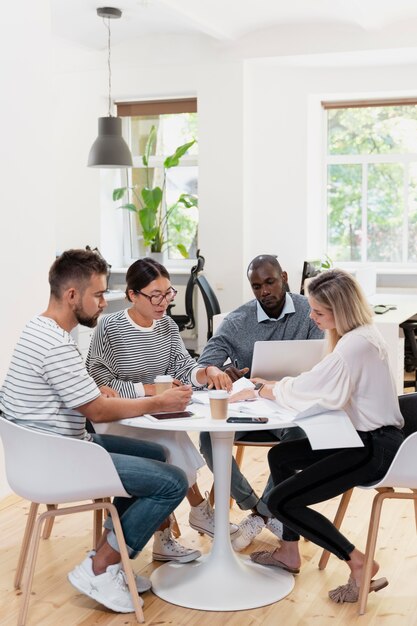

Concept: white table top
[[119, 403, 293, 433], [370, 293, 417, 325]]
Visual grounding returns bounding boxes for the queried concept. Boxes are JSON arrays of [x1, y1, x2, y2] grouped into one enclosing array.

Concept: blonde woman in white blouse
[[248, 269, 404, 604]]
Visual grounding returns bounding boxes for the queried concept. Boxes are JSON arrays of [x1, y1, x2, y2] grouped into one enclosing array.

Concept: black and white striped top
[[0, 316, 100, 439], [86, 309, 201, 397]]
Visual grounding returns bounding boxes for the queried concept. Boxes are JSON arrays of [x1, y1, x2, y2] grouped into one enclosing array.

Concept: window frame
[[323, 98, 417, 268], [116, 98, 198, 269]]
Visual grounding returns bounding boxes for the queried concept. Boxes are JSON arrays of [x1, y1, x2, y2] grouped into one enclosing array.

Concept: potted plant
[[113, 125, 198, 258]]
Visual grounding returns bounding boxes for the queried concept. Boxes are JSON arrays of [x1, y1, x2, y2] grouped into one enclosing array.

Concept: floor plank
[[1, 432, 417, 625]]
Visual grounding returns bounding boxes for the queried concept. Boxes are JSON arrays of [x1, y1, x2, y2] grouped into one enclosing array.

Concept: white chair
[[0, 417, 144, 625], [318, 392, 417, 615]]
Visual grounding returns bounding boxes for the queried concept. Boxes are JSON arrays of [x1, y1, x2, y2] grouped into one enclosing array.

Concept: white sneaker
[[68, 556, 142, 613], [232, 514, 265, 552], [266, 517, 283, 540], [152, 528, 201, 563], [88, 550, 151, 593], [189, 493, 240, 539]]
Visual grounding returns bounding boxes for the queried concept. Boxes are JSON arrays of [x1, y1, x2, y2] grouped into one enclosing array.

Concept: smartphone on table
[[226, 417, 269, 424], [148, 411, 194, 420]]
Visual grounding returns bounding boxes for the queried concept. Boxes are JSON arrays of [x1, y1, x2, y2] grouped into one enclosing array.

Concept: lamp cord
[[103, 16, 112, 117]]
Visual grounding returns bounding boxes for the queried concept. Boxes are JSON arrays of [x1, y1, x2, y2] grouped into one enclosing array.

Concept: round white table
[[119, 406, 295, 611]]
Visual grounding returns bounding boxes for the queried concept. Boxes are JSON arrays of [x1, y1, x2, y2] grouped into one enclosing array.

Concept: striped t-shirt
[[86, 309, 201, 397], [0, 316, 100, 439]]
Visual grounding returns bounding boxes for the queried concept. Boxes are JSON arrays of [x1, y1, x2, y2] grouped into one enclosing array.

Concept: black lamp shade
[[87, 116, 133, 168]]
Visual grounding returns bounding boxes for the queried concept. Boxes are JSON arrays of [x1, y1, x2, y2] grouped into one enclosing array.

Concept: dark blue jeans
[[92, 433, 188, 558], [267, 425, 404, 560]]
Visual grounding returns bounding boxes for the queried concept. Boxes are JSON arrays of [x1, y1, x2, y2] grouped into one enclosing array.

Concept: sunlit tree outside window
[[326, 104, 417, 263]]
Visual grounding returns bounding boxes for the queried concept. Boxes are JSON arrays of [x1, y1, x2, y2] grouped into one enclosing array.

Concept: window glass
[[124, 111, 198, 262], [326, 103, 417, 264]]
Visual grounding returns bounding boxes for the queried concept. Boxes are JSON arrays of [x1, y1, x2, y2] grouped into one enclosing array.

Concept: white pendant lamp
[[88, 7, 133, 168]]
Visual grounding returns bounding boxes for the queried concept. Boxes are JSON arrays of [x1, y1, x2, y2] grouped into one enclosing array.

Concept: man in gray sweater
[[198, 254, 323, 551]]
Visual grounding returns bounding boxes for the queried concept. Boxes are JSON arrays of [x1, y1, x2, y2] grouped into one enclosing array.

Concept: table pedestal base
[[151, 553, 294, 611]]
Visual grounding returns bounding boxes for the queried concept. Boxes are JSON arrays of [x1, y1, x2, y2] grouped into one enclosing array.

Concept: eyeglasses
[[136, 287, 178, 306]]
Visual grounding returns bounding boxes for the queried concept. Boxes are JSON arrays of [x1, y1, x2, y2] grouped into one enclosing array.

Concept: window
[[117, 99, 198, 263], [324, 100, 417, 264]]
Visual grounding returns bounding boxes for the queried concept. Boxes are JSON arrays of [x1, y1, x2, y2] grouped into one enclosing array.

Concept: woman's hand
[[143, 383, 156, 396], [250, 377, 276, 385], [204, 366, 233, 392], [228, 389, 256, 403], [99, 385, 119, 398]]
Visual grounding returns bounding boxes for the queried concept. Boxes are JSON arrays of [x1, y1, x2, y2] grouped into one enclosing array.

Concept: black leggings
[[267, 426, 403, 561]]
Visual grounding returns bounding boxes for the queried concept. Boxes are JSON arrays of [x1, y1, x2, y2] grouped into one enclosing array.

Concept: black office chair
[[195, 272, 221, 342], [400, 320, 417, 391], [169, 251, 221, 344]]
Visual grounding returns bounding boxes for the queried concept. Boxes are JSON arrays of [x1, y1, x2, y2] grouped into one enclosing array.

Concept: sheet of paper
[[232, 377, 255, 393], [296, 413, 364, 449]]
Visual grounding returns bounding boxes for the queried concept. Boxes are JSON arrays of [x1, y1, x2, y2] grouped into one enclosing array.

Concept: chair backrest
[[0, 417, 129, 503], [399, 392, 417, 438], [371, 431, 417, 489], [195, 274, 221, 341]]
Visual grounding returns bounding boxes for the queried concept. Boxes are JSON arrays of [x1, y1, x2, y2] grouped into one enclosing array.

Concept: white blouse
[[273, 324, 404, 432]]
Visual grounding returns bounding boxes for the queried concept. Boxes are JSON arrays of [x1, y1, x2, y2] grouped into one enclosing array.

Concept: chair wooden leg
[[412, 489, 417, 532], [209, 484, 215, 507], [18, 508, 53, 626], [14, 502, 39, 590], [358, 491, 387, 615], [235, 445, 245, 469], [93, 508, 104, 550], [105, 501, 145, 623], [318, 489, 354, 570], [42, 504, 57, 539]]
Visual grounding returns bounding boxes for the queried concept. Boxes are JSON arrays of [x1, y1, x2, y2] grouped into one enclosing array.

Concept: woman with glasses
[[86, 257, 237, 563]]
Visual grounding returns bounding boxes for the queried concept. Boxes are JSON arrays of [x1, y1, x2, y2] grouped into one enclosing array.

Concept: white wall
[[244, 58, 417, 294], [0, 1, 55, 497]]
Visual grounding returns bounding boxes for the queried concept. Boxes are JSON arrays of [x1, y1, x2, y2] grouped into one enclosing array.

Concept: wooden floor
[[2, 430, 417, 626]]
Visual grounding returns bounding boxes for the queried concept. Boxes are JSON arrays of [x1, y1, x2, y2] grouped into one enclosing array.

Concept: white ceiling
[[51, 0, 417, 50]]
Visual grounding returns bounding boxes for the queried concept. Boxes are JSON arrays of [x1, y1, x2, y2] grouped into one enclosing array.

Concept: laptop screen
[[251, 339, 326, 380]]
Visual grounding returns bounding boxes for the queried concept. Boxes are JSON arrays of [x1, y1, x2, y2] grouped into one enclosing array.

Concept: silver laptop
[[251, 339, 326, 380]]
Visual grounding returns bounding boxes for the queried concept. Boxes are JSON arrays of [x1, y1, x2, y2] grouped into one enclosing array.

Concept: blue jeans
[[92, 433, 188, 558], [199, 426, 306, 517]]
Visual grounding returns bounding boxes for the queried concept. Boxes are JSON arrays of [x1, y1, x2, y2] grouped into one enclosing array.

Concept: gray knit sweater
[[198, 293, 324, 373]]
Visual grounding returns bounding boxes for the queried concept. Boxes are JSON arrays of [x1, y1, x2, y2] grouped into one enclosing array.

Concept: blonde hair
[[308, 269, 373, 351]]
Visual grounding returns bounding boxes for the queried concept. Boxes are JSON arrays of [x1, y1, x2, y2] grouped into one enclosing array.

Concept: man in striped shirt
[[0, 249, 193, 614]]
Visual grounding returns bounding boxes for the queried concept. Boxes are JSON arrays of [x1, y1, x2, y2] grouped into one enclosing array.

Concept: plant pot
[[148, 251, 163, 263]]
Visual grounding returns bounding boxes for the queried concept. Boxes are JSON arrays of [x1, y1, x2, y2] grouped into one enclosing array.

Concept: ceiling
[[52, 0, 417, 50]]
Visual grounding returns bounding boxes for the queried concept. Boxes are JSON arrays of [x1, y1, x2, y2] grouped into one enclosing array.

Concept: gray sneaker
[[232, 514, 265, 551], [189, 493, 240, 538], [266, 517, 283, 540], [152, 528, 201, 563], [68, 556, 141, 613]]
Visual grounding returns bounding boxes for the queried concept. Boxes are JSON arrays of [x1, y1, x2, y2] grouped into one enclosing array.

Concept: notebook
[[251, 339, 326, 380]]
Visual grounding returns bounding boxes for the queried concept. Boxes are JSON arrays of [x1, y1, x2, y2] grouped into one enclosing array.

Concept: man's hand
[[158, 385, 192, 411], [99, 385, 119, 398], [224, 366, 250, 382], [205, 366, 233, 392]]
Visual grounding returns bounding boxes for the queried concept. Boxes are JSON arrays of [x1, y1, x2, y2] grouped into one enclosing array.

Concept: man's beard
[[74, 305, 100, 328]]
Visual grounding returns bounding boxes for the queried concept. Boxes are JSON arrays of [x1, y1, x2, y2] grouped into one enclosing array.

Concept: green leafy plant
[[320, 254, 333, 270], [113, 125, 198, 256]]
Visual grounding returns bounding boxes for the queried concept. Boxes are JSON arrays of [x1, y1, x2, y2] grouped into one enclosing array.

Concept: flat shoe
[[328, 575, 388, 603], [250, 550, 300, 574]]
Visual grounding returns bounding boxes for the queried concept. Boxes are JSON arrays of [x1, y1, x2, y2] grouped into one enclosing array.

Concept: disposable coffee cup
[[209, 390, 229, 420], [154, 375, 173, 395]]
